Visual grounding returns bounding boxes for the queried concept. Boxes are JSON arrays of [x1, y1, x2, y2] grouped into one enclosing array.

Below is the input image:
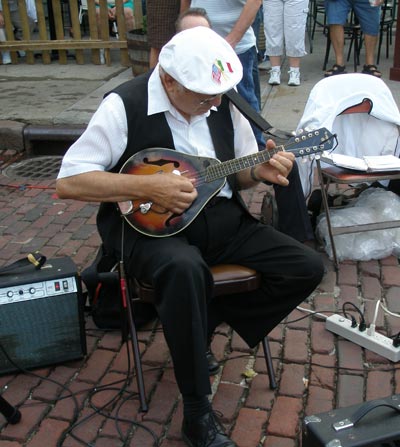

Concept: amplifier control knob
[[29, 287, 35, 294], [7, 291, 13, 298]]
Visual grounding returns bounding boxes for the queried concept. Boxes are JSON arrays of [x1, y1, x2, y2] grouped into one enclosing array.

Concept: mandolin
[[118, 127, 335, 237]]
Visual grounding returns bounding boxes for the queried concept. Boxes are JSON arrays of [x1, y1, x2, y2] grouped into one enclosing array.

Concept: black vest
[[97, 72, 243, 255]]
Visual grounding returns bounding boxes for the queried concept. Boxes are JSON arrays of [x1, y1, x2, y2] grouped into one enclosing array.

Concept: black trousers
[[126, 198, 324, 396], [274, 162, 315, 242]]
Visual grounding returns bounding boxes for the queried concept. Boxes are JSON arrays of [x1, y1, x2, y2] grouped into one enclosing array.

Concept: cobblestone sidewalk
[[0, 172, 399, 446]]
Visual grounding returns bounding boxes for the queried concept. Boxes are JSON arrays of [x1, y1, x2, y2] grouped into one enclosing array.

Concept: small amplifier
[[0, 257, 86, 374], [302, 394, 400, 447]]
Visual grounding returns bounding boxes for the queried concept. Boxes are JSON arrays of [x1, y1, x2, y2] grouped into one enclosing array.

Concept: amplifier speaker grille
[[0, 257, 86, 375]]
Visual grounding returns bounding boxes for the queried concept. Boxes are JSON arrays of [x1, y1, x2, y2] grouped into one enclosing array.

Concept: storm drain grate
[[2, 156, 63, 180]]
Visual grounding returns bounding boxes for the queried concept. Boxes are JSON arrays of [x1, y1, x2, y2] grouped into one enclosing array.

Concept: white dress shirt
[[58, 68, 258, 197]]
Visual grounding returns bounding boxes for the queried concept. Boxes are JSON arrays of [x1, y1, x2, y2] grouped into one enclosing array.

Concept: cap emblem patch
[[212, 59, 234, 84]]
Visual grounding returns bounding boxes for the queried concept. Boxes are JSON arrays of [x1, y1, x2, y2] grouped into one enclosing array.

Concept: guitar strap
[[225, 89, 293, 142]]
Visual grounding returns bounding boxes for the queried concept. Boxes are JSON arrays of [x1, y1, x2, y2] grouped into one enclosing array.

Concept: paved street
[[0, 25, 400, 447]]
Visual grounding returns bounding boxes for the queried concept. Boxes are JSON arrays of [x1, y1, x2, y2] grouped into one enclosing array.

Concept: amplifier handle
[[333, 398, 400, 432]]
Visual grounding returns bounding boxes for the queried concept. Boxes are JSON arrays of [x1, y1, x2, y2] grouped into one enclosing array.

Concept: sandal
[[324, 64, 346, 77], [361, 64, 382, 78]]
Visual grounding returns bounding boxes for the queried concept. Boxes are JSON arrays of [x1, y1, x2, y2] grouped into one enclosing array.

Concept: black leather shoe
[[182, 411, 238, 447], [206, 349, 220, 376]]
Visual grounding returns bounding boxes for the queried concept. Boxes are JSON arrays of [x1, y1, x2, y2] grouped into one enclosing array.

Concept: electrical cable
[[342, 301, 366, 331], [0, 343, 81, 433], [295, 305, 329, 321], [379, 300, 400, 318], [367, 299, 381, 336], [1, 337, 133, 447], [67, 218, 160, 445], [58, 336, 158, 447], [0, 323, 159, 445]]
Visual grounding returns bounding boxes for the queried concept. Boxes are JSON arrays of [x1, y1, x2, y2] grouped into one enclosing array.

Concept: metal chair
[[315, 99, 400, 269], [316, 162, 400, 269], [309, 0, 327, 41], [127, 263, 278, 412], [377, 0, 397, 64]]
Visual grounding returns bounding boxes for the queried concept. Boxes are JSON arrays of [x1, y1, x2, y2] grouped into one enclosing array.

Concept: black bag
[[81, 246, 157, 330], [0, 252, 47, 276]]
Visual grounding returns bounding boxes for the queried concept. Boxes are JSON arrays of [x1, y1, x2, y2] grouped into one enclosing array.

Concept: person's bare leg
[[329, 24, 345, 66], [288, 56, 300, 68], [364, 33, 378, 65], [362, 33, 381, 76], [269, 55, 281, 67], [124, 7, 135, 31]]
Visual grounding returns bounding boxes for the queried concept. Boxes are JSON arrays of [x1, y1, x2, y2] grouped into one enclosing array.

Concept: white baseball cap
[[159, 26, 243, 95]]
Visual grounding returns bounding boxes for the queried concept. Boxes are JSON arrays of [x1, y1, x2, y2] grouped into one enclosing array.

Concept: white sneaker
[[268, 69, 281, 85], [288, 69, 301, 86], [2, 51, 11, 65]]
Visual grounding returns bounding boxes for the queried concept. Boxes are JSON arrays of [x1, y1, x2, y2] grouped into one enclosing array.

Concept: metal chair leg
[[261, 336, 277, 390], [323, 29, 331, 71], [0, 396, 21, 424], [119, 263, 148, 412], [316, 159, 339, 270]]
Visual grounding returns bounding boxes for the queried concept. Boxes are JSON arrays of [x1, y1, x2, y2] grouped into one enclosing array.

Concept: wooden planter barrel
[[127, 30, 150, 76]]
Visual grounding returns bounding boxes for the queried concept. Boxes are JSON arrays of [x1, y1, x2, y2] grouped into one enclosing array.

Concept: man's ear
[[162, 72, 177, 92]]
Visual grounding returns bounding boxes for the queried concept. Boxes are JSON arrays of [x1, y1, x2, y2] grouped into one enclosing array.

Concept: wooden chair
[[123, 263, 278, 412]]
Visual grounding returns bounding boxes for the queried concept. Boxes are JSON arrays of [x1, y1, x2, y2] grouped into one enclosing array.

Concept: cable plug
[[358, 320, 367, 332], [350, 316, 357, 328], [392, 332, 400, 348], [367, 323, 376, 337]]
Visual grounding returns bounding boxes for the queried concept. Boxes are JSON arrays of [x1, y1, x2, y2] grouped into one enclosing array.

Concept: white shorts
[[263, 0, 309, 57]]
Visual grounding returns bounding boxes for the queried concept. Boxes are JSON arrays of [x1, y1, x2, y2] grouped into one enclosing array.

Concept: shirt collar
[[147, 64, 218, 119]]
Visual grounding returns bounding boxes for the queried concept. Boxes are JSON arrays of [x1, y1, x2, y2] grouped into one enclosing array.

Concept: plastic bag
[[317, 188, 400, 261]]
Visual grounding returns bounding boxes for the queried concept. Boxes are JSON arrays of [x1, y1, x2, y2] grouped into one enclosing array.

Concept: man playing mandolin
[[57, 26, 324, 447]]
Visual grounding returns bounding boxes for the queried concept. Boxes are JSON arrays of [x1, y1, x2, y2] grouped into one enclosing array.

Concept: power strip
[[326, 314, 400, 362]]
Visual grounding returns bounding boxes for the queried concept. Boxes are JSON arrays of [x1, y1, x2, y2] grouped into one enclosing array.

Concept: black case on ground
[[302, 394, 400, 447]]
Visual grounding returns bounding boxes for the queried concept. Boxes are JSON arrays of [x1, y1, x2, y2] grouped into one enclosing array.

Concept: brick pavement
[[0, 170, 399, 447], [1, 17, 400, 446]]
